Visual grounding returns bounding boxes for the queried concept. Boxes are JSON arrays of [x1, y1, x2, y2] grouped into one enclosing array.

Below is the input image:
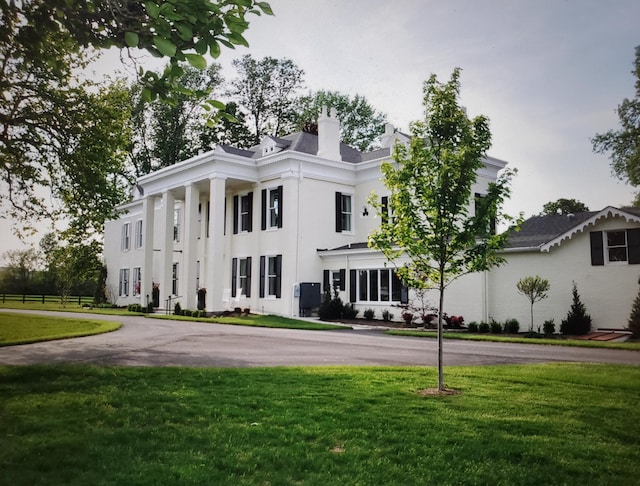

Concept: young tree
[[540, 198, 590, 216], [628, 276, 640, 339], [229, 55, 305, 145], [368, 69, 516, 391], [516, 276, 551, 333], [592, 45, 640, 190], [294, 90, 387, 151], [1, 249, 40, 294], [560, 282, 592, 335]]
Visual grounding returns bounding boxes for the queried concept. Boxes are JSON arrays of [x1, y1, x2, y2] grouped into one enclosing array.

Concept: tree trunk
[[530, 301, 534, 333], [438, 282, 445, 391]]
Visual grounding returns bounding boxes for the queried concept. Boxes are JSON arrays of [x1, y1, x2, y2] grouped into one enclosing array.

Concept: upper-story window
[[233, 192, 253, 234], [262, 186, 283, 230], [590, 229, 640, 266], [173, 208, 181, 242], [335, 192, 352, 233], [134, 220, 143, 249], [121, 223, 131, 251]]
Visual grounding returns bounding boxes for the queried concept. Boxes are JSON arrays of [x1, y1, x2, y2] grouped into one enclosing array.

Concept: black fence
[[1, 294, 94, 305]]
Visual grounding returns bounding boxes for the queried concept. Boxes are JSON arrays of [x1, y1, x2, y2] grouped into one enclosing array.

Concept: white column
[[206, 176, 226, 311], [183, 183, 200, 309], [141, 195, 156, 308], [160, 190, 175, 309]]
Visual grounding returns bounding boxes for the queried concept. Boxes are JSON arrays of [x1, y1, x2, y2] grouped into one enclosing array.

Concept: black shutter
[[231, 258, 237, 297], [275, 254, 282, 298], [246, 257, 252, 297], [401, 285, 409, 304], [277, 185, 283, 228], [590, 231, 604, 266], [628, 228, 640, 264], [233, 195, 239, 234], [349, 269, 356, 303], [247, 191, 253, 232], [261, 189, 267, 230], [323, 270, 330, 293], [259, 256, 266, 298], [339, 268, 346, 291], [335, 192, 342, 232]]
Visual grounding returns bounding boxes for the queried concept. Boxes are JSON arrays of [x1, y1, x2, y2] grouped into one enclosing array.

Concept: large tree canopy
[[369, 69, 516, 391], [592, 45, 640, 189], [540, 198, 590, 216], [1, 0, 271, 238]]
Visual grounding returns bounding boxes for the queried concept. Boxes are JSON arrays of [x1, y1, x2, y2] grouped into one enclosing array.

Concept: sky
[[2, 0, 639, 258]]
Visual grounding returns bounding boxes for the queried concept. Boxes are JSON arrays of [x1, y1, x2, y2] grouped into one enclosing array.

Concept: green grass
[[149, 313, 348, 330], [387, 329, 640, 351], [0, 313, 121, 346], [0, 301, 136, 316], [0, 363, 638, 485]]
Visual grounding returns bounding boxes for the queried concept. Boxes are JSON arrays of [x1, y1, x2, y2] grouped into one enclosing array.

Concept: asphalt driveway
[[0, 310, 638, 367]]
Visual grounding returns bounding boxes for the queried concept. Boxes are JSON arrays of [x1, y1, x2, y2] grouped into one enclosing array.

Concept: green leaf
[[185, 54, 207, 70], [227, 32, 249, 47], [124, 32, 139, 48], [206, 99, 226, 110], [153, 36, 177, 57], [144, 1, 160, 19], [176, 22, 193, 41], [141, 87, 154, 102], [194, 38, 208, 55], [256, 2, 274, 15], [209, 40, 221, 58]]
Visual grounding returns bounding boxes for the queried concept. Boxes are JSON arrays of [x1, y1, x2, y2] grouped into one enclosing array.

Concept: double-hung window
[[121, 223, 131, 251], [262, 186, 283, 230], [172, 263, 179, 295], [134, 220, 143, 249], [173, 208, 181, 242], [335, 192, 352, 232], [132, 267, 141, 296], [590, 229, 640, 265], [350, 269, 406, 303], [231, 257, 252, 297], [119, 268, 130, 296], [233, 192, 253, 234], [259, 255, 282, 298]]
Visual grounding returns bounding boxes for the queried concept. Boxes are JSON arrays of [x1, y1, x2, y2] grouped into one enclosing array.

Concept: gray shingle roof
[[506, 212, 597, 249]]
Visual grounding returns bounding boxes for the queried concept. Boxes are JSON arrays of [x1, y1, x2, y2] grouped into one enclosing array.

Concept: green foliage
[[467, 322, 479, 333], [592, 45, 640, 187], [540, 198, 590, 215], [363, 308, 375, 321], [629, 277, 640, 339], [174, 302, 182, 316], [294, 90, 387, 151], [478, 322, 491, 333], [561, 282, 592, 335], [516, 275, 551, 332], [504, 318, 520, 334], [381, 309, 394, 322], [368, 69, 516, 390], [543, 319, 556, 336], [229, 54, 305, 145], [318, 288, 347, 321], [490, 321, 503, 334], [0, 248, 40, 294]]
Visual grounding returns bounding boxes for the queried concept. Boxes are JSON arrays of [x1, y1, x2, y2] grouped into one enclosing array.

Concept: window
[[172, 263, 179, 295], [231, 257, 252, 297], [262, 186, 283, 230], [174, 208, 181, 242], [351, 269, 406, 303], [323, 269, 345, 293], [335, 192, 352, 232], [233, 192, 253, 234], [591, 229, 640, 265], [119, 268, 130, 296], [259, 255, 282, 298], [132, 267, 141, 296], [134, 220, 143, 249], [474, 193, 496, 236], [121, 223, 131, 251], [196, 260, 200, 290]]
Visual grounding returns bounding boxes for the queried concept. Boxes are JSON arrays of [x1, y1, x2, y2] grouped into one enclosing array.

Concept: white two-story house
[[103, 107, 507, 319]]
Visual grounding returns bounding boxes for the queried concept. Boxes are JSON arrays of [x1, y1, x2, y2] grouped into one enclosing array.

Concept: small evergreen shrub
[[146, 302, 154, 313], [504, 318, 520, 334], [381, 309, 393, 322], [478, 322, 490, 333], [467, 322, 479, 333], [343, 304, 358, 319], [560, 282, 592, 335], [174, 302, 182, 316], [543, 319, 555, 335], [319, 289, 347, 321], [490, 321, 502, 334], [364, 308, 375, 321], [183, 309, 192, 317], [628, 277, 640, 339]]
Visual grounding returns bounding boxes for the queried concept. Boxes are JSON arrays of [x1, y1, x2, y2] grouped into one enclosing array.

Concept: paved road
[[1, 310, 638, 367]]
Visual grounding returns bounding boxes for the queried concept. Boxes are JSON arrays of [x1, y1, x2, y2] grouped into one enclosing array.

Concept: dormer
[[317, 106, 341, 161], [260, 136, 286, 157]]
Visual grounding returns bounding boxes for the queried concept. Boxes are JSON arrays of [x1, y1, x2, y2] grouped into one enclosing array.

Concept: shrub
[[174, 302, 182, 316], [381, 309, 393, 322], [504, 318, 520, 334], [543, 319, 555, 335], [490, 321, 502, 334], [319, 289, 346, 321], [364, 308, 375, 321], [560, 282, 592, 335], [146, 302, 154, 313], [445, 315, 465, 328], [343, 304, 358, 319], [183, 309, 192, 317], [628, 277, 640, 339], [478, 322, 490, 333], [467, 322, 479, 333], [402, 311, 414, 326]]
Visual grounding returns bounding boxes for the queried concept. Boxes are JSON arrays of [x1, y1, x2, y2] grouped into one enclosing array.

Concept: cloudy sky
[[2, 0, 639, 257]]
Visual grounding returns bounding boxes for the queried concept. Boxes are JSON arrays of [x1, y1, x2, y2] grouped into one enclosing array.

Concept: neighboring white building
[[103, 108, 505, 319]]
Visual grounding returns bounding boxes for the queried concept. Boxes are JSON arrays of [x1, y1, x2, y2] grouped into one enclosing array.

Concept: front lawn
[[0, 312, 121, 346], [148, 313, 348, 330], [0, 363, 638, 485]]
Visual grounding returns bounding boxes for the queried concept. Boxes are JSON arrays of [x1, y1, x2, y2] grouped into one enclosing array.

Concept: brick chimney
[[317, 106, 341, 161]]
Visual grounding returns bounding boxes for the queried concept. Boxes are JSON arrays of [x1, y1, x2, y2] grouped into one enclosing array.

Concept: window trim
[[335, 192, 353, 233], [121, 222, 131, 252], [132, 267, 141, 296], [351, 268, 406, 304], [134, 219, 143, 249], [233, 192, 254, 234], [231, 256, 252, 298], [259, 255, 282, 298], [591, 229, 640, 266], [262, 186, 283, 230], [172, 263, 179, 296], [119, 268, 130, 297], [173, 208, 181, 242]]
